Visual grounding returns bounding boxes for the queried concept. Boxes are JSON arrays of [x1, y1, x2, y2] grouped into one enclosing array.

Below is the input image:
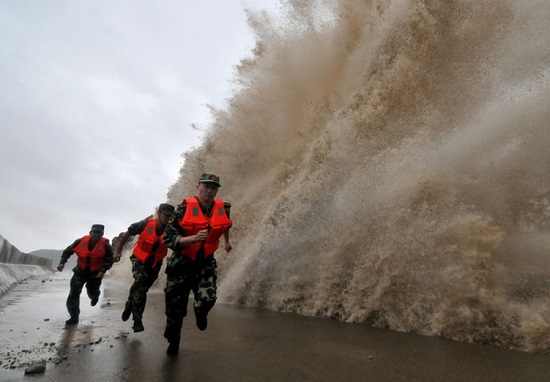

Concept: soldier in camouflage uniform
[[57, 224, 113, 326], [162, 173, 233, 356], [114, 203, 175, 333]]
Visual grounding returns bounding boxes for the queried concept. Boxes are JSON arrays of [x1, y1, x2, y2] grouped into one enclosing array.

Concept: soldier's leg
[[164, 274, 191, 347], [85, 274, 102, 305], [192, 257, 217, 330], [66, 272, 85, 319], [122, 256, 140, 321], [127, 257, 148, 322], [129, 258, 161, 322]]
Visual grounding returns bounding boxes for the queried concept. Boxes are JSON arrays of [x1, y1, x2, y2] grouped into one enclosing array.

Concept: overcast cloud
[[0, 0, 279, 253]]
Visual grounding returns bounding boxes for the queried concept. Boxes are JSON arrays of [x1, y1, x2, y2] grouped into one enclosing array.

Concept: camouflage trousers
[[163, 255, 217, 343], [124, 255, 162, 322], [66, 267, 102, 318]]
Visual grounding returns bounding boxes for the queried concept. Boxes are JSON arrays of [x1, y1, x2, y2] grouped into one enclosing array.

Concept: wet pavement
[[1, 272, 550, 381]]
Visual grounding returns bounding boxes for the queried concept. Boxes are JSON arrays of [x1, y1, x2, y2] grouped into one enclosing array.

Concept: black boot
[[167, 340, 179, 356], [121, 306, 131, 321], [90, 291, 100, 306], [132, 320, 144, 333], [65, 316, 79, 325], [194, 308, 208, 331]]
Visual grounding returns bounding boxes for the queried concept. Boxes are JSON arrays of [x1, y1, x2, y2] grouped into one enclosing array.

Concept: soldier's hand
[[114, 253, 122, 262], [195, 229, 209, 242], [96, 271, 105, 279], [57, 264, 64, 272], [224, 242, 233, 253]]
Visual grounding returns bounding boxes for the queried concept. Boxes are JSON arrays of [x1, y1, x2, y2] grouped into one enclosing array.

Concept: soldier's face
[[89, 230, 103, 245], [159, 213, 171, 225], [196, 182, 219, 205]]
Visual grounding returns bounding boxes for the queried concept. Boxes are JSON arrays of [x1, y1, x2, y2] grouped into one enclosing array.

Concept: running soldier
[[162, 173, 233, 356], [114, 203, 175, 332], [57, 224, 114, 325]]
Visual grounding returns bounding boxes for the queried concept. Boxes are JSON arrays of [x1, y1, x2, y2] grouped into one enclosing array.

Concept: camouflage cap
[[158, 203, 175, 215], [90, 224, 104, 233], [198, 173, 221, 187]]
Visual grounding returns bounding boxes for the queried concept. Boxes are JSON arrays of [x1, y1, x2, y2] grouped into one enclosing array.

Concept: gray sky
[[0, 0, 279, 253]]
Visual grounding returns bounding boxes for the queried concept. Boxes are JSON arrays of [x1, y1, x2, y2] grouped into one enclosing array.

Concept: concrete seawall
[[0, 235, 53, 296], [0, 236, 52, 267]]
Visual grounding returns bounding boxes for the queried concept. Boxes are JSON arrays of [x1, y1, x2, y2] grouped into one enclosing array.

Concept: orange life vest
[[74, 236, 109, 272], [132, 218, 168, 267], [177, 197, 232, 260]]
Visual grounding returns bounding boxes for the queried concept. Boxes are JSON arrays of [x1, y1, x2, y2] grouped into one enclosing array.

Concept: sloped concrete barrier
[[0, 235, 53, 297]]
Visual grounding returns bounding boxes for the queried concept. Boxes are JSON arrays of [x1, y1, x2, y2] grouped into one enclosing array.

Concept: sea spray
[[161, 0, 550, 352]]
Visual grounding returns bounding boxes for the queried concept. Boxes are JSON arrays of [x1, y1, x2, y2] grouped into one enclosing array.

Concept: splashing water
[[166, 0, 550, 352]]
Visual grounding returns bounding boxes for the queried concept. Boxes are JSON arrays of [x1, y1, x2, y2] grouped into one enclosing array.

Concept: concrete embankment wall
[[0, 264, 53, 296], [0, 236, 53, 297], [0, 238, 52, 267]]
